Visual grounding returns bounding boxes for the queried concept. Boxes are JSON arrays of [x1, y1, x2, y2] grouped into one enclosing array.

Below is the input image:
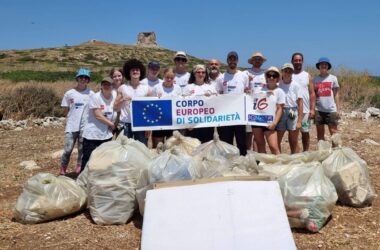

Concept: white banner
[[131, 93, 277, 131]]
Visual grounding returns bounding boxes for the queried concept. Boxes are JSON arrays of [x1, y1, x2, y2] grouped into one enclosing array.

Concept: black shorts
[[152, 129, 173, 138], [315, 111, 338, 126], [252, 125, 269, 132]]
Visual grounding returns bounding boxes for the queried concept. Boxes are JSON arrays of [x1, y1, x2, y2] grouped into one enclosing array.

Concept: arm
[[308, 73, 316, 119], [268, 103, 284, 130], [63, 107, 69, 117], [113, 88, 131, 112], [94, 109, 115, 130], [296, 98, 303, 129], [333, 87, 340, 119]]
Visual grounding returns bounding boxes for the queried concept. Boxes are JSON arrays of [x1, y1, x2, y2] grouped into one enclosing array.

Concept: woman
[[183, 64, 217, 143], [151, 67, 182, 147], [252, 66, 285, 154], [81, 77, 117, 172], [277, 63, 303, 154], [109, 68, 124, 90], [114, 59, 151, 145]]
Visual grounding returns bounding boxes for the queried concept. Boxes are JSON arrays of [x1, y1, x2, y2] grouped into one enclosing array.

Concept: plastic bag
[[88, 135, 153, 225], [14, 173, 86, 224], [192, 155, 231, 178], [322, 134, 376, 207], [164, 130, 201, 155], [278, 162, 338, 232], [229, 152, 259, 175], [192, 133, 240, 159]]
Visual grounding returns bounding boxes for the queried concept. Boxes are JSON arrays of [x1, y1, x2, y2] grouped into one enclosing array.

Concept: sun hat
[[265, 66, 281, 76], [148, 60, 160, 69], [281, 63, 294, 71], [227, 51, 238, 60], [174, 51, 187, 61], [248, 52, 267, 64], [75, 68, 91, 79], [101, 77, 113, 85], [316, 57, 332, 70]]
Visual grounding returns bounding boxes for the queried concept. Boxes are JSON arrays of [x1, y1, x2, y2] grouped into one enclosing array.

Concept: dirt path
[[0, 118, 379, 250]]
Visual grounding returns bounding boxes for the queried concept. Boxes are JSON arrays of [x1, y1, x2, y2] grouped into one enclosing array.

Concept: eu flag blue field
[[132, 100, 173, 127]]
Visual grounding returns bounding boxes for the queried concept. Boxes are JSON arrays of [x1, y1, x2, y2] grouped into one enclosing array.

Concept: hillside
[[0, 40, 214, 78]]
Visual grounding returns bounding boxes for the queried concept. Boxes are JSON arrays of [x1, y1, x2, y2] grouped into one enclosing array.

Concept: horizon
[[1, 0, 379, 76]]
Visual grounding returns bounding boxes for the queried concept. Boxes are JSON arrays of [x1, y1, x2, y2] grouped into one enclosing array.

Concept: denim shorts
[[277, 107, 298, 131]]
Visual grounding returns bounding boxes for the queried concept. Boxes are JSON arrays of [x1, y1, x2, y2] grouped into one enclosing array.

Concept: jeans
[[60, 131, 83, 167]]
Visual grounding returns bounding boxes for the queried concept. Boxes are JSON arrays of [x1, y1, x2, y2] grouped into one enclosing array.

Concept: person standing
[[277, 63, 303, 154], [109, 68, 124, 90], [291, 52, 316, 151], [184, 64, 217, 143], [115, 59, 151, 145], [173, 51, 190, 94], [208, 59, 223, 90], [244, 52, 267, 151], [60, 68, 94, 175], [313, 57, 340, 142], [141, 60, 163, 90], [217, 51, 249, 155], [81, 77, 117, 171]]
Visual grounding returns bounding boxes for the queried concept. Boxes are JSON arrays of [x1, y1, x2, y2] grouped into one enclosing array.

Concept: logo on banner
[[253, 97, 269, 113], [132, 100, 172, 127]]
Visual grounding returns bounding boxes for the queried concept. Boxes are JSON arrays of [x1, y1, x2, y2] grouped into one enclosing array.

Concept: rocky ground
[[0, 116, 379, 250]]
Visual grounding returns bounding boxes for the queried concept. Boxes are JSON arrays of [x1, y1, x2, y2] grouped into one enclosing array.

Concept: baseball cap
[[281, 63, 294, 71], [75, 68, 91, 79], [148, 60, 160, 69], [101, 76, 113, 85], [227, 51, 238, 60]]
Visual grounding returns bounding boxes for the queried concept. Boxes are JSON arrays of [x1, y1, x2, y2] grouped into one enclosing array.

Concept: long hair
[[188, 65, 210, 84], [123, 59, 146, 81], [109, 67, 124, 78]]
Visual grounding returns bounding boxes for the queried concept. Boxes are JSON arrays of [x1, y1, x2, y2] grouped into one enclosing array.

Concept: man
[[173, 51, 190, 94], [291, 52, 316, 151], [208, 59, 223, 90], [141, 60, 163, 90], [244, 52, 267, 151], [217, 51, 249, 155]]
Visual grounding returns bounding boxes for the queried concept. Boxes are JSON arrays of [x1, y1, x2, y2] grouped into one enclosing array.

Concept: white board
[[141, 181, 296, 250]]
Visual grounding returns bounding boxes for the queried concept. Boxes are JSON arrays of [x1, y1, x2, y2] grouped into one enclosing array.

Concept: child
[[60, 68, 94, 175], [313, 57, 340, 142]]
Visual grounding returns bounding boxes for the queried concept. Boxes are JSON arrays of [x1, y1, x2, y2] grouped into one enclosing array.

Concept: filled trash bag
[[164, 130, 201, 155], [136, 147, 200, 215], [278, 162, 338, 232], [192, 133, 240, 160], [228, 152, 259, 176], [258, 162, 303, 180], [87, 135, 153, 225], [14, 173, 86, 224], [322, 134, 376, 207]]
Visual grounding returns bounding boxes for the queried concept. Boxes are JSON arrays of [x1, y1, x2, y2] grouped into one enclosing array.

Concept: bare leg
[[328, 124, 338, 147], [277, 130, 286, 153], [288, 129, 300, 154], [316, 125, 325, 141], [246, 132, 253, 151], [265, 130, 280, 155], [253, 128, 266, 153], [301, 132, 310, 152]]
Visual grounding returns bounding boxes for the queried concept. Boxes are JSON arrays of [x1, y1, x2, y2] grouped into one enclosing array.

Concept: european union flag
[[132, 100, 173, 127]]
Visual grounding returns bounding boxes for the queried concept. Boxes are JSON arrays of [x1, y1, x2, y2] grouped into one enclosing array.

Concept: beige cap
[[248, 52, 267, 64], [281, 63, 294, 71], [265, 66, 280, 75]]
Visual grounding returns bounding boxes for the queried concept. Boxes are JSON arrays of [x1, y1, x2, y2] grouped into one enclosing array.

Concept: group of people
[[59, 51, 340, 175]]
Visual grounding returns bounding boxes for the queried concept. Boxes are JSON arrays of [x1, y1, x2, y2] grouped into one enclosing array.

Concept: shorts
[[252, 125, 269, 132], [277, 107, 298, 131], [246, 125, 252, 133], [315, 111, 338, 126], [300, 113, 311, 133], [152, 129, 173, 138]]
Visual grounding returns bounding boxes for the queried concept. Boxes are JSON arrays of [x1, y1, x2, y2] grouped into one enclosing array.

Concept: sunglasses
[[175, 57, 187, 62], [266, 74, 279, 79]]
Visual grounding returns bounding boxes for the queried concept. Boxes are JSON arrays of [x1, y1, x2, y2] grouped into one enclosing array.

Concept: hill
[[0, 40, 218, 81]]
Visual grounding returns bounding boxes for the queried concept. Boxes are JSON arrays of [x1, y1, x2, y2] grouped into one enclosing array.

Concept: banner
[[131, 93, 277, 131]]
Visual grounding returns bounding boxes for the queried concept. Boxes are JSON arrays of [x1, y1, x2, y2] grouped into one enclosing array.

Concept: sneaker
[[75, 164, 81, 174], [59, 166, 67, 175]]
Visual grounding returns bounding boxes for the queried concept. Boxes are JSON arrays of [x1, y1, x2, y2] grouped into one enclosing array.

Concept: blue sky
[[1, 0, 379, 75]]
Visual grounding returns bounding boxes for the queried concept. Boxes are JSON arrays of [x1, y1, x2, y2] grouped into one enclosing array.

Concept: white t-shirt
[[183, 83, 217, 96], [152, 82, 182, 97], [260, 86, 286, 106], [218, 70, 249, 94], [174, 72, 190, 92], [209, 74, 223, 91], [141, 78, 163, 90], [314, 74, 339, 112], [61, 88, 94, 133], [278, 80, 303, 108], [118, 83, 150, 123], [82, 91, 117, 140], [292, 71, 311, 113], [244, 68, 266, 94]]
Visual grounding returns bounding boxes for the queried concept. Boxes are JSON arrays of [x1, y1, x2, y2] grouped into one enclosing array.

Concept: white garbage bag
[[87, 135, 153, 225], [164, 130, 201, 155], [14, 173, 86, 224], [192, 133, 240, 159]]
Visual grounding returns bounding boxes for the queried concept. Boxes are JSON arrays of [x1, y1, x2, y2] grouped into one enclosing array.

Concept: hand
[[244, 88, 251, 94], [123, 96, 132, 102], [336, 111, 341, 120], [109, 123, 116, 131], [267, 123, 276, 130], [157, 93, 162, 98], [296, 121, 302, 129], [309, 109, 315, 119], [145, 130, 151, 138], [248, 75, 254, 81]]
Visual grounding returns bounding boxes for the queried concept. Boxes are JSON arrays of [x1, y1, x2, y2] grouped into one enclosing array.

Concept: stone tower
[[136, 32, 158, 48]]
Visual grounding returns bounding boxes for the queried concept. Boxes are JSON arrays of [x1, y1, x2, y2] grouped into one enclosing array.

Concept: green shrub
[[17, 56, 36, 62], [0, 86, 64, 119]]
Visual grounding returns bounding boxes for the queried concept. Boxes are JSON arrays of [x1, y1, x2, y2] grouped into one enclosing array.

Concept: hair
[[291, 52, 304, 62], [109, 68, 124, 78], [163, 67, 175, 76], [123, 59, 146, 81], [188, 66, 210, 84]]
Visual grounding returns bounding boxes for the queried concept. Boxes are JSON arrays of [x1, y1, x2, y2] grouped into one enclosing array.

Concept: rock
[[19, 160, 41, 170], [14, 127, 23, 131], [361, 139, 380, 146], [366, 107, 380, 117]]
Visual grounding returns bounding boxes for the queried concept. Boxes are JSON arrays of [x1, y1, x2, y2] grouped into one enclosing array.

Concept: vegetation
[[0, 70, 102, 83]]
